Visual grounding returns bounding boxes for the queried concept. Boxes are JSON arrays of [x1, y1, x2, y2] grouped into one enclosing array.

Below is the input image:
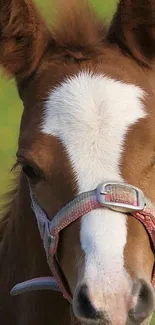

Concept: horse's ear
[[107, 0, 155, 67], [0, 0, 51, 81]]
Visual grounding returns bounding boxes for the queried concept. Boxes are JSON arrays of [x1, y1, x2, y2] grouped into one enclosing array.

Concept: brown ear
[[0, 0, 51, 81], [107, 0, 155, 67]]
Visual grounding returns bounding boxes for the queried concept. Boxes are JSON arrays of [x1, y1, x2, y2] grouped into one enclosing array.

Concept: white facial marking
[[42, 72, 146, 297]]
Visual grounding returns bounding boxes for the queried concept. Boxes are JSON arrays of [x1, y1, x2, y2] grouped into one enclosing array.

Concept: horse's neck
[[0, 174, 75, 325]]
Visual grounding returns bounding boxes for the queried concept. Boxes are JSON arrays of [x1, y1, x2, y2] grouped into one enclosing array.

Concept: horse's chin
[[75, 315, 153, 325], [75, 315, 107, 325], [77, 320, 100, 325]]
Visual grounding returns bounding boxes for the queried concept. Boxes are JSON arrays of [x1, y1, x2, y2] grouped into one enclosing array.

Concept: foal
[[0, 0, 155, 324]]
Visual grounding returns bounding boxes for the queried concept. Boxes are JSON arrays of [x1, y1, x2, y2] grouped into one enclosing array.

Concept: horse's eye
[[22, 164, 41, 183]]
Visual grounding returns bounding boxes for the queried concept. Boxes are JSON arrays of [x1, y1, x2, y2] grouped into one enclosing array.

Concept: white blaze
[[42, 71, 146, 296]]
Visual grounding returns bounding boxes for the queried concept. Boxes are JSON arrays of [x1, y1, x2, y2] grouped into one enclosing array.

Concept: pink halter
[[11, 182, 155, 303]]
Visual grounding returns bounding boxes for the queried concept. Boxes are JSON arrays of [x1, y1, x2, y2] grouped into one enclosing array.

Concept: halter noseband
[[10, 182, 155, 303]]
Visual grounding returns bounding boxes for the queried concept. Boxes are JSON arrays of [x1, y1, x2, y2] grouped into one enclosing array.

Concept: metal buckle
[[96, 182, 145, 213]]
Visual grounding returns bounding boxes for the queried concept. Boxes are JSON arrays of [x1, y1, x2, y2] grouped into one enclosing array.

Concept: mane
[[51, 0, 107, 59], [0, 170, 19, 241], [0, 170, 68, 324]]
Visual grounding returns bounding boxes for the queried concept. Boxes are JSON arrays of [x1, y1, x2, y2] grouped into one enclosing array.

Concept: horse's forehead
[[41, 71, 146, 191]]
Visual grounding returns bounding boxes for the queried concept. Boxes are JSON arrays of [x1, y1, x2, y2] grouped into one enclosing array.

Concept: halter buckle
[[97, 182, 145, 213]]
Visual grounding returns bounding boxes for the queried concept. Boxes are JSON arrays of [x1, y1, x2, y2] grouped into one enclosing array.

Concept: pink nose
[[129, 295, 137, 310], [74, 279, 154, 324]]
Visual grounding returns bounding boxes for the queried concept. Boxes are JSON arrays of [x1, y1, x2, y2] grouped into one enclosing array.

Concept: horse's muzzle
[[73, 278, 155, 325]]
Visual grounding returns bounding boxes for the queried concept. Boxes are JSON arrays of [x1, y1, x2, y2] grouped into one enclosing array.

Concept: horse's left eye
[[22, 164, 42, 183]]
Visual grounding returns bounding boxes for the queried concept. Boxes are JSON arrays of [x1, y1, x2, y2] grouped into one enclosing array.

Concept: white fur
[[42, 72, 146, 296]]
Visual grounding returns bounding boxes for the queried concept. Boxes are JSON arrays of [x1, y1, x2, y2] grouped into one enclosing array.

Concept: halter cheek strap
[[10, 182, 155, 303]]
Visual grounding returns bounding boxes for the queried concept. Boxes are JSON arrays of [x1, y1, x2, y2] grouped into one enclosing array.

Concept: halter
[[10, 182, 155, 303]]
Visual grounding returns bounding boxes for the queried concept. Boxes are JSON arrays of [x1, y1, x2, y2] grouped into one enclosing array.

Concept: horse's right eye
[[22, 164, 42, 183]]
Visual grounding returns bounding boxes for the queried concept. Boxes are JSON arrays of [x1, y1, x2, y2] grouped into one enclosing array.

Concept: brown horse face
[[38, 71, 155, 325], [1, 0, 155, 324]]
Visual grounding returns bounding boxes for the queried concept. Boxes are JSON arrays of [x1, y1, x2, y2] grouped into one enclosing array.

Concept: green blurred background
[[0, 1, 154, 323]]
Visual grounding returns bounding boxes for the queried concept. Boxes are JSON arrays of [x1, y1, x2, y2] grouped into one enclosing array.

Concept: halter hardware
[[97, 182, 145, 213]]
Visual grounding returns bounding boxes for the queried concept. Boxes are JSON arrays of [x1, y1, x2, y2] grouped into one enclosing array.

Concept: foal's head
[[1, 0, 155, 324]]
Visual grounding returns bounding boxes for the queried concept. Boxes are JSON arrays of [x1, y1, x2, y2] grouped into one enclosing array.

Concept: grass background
[[0, 1, 154, 323]]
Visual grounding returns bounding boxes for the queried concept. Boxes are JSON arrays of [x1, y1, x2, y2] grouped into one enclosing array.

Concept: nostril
[[76, 284, 100, 320], [137, 280, 154, 315], [129, 279, 155, 322], [139, 282, 149, 301]]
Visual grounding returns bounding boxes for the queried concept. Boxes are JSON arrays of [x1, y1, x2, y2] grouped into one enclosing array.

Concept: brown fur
[[0, 0, 50, 81], [0, 0, 155, 324], [108, 0, 155, 67], [51, 0, 106, 59]]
